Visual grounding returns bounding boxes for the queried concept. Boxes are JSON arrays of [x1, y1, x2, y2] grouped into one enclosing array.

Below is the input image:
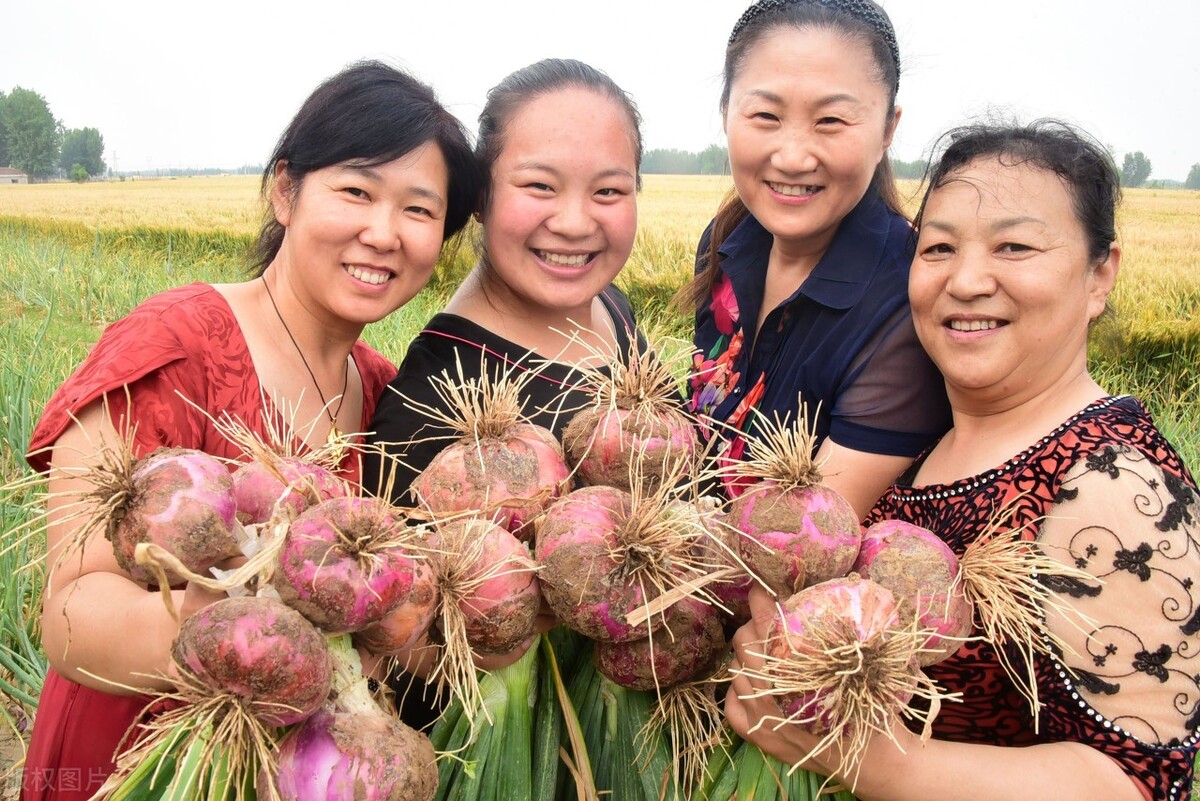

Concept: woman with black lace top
[[725, 120, 1200, 800]]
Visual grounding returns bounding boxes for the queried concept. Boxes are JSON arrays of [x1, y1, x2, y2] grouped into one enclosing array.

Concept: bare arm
[[39, 403, 225, 695], [814, 438, 912, 521]]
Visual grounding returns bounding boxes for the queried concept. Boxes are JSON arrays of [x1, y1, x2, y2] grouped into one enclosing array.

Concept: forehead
[[927, 158, 1076, 223], [327, 144, 449, 192], [731, 25, 884, 96], [498, 86, 637, 163]]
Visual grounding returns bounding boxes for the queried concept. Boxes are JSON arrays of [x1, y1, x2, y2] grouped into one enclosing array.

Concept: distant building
[[0, 167, 29, 185]]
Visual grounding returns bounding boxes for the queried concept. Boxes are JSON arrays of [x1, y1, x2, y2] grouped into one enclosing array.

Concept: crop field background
[[1, 175, 1198, 781]]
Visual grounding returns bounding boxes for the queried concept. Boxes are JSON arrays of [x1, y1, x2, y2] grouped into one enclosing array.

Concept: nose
[[945, 247, 998, 299], [771, 128, 819, 174], [546, 194, 599, 239], [358, 204, 401, 251]]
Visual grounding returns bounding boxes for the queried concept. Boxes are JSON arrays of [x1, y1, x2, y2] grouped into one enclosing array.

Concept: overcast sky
[[3, 0, 1197, 179]]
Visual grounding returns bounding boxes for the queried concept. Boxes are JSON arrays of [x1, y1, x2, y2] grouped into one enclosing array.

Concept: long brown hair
[[677, 0, 902, 311]]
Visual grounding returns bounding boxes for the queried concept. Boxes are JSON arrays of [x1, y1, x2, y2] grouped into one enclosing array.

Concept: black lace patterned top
[[868, 395, 1200, 801]]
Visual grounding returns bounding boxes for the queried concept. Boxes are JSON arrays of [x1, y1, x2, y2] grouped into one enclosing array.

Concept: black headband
[[728, 0, 900, 89]]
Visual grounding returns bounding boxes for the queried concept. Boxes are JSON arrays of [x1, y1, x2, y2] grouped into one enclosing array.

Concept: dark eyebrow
[[344, 164, 384, 181], [515, 161, 636, 182], [740, 90, 862, 109], [407, 186, 447, 210], [343, 164, 446, 210], [922, 216, 1045, 235], [743, 89, 784, 104], [815, 93, 860, 107]]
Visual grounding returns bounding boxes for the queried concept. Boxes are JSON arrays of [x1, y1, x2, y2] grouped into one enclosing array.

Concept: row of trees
[[0, 87, 106, 180], [1186, 164, 1200, 190], [643, 145, 730, 175]]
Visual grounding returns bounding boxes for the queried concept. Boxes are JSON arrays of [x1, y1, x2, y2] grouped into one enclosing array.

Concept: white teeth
[[949, 319, 999, 332], [538, 251, 590, 267], [346, 265, 390, 285], [769, 182, 820, 197]]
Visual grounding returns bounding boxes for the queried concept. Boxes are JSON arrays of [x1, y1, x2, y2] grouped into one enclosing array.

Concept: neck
[[770, 226, 836, 273], [944, 367, 1107, 469], [447, 267, 613, 366], [259, 268, 359, 365]]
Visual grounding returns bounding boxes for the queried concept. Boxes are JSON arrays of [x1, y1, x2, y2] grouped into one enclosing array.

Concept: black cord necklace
[[261, 276, 350, 445]]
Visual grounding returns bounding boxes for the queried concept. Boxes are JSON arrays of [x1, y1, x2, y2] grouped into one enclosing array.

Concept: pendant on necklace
[[325, 423, 347, 463]]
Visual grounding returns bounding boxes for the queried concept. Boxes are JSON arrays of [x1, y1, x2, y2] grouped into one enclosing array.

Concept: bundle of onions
[[271, 634, 438, 801], [854, 506, 1096, 714], [852, 520, 973, 666], [722, 406, 861, 597], [62, 444, 243, 587], [213, 411, 353, 526], [731, 575, 953, 788], [690, 496, 755, 627], [402, 356, 571, 541], [560, 336, 698, 493], [97, 571, 439, 801], [595, 595, 724, 692], [232, 456, 349, 526], [274, 709, 438, 801], [535, 461, 725, 647], [422, 515, 542, 723], [97, 596, 334, 801], [272, 496, 434, 635]]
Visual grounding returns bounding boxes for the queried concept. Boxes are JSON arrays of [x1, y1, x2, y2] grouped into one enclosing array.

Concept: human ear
[[1088, 242, 1120, 320], [270, 161, 294, 228], [883, 105, 902, 150]]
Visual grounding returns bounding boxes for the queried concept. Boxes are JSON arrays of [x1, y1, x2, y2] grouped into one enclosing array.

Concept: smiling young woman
[[681, 0, 951, 519], [362, 58, 651, 729], [20, 61, 482, 801], [364, 59, 646, 502]]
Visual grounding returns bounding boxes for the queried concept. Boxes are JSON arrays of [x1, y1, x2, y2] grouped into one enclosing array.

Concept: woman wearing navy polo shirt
[[683, 0, 950, 517]]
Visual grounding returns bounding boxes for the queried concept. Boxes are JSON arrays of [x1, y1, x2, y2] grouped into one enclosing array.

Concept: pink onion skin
[[412, 423, 570, 541], [352, 559, 438, 656], [434, 519, 541, 655], [232, 457, 349, 525], [595, 596, 725, 691], [853, 520, 973, 666], [111, 448, 239, 586], [172, 596, 331, 727], [693, 506, 753, 626], [561, 406, 697, 492], [728, 481, 862, 596], [273, 497, 422, 633], [766, 575, 908, 731], [273, 709, 437, 801], [535, 485, 661, 643]]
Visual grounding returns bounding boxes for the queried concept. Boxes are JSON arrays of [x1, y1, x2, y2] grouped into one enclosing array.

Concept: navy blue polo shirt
[[689, 189, 950, 462]]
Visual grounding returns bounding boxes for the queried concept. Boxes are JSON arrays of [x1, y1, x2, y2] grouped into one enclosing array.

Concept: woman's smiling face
[[723, 26, 898, 256], [480, 85, 639, 318], [272, 144, 450, 328], [909, 157, 1117, 407]]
